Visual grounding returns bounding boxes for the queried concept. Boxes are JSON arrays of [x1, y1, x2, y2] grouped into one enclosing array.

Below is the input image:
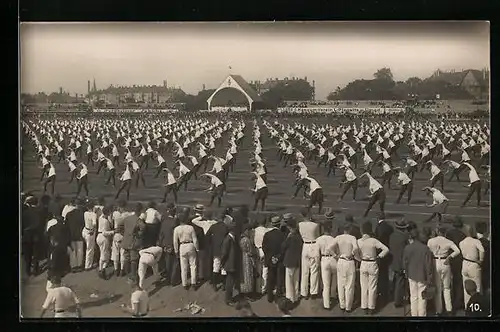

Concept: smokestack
[[202, 84, 206, 91], [87, 80, 91, 94], [163, 80, 167, 88], [312, 80, 315, 87], [59, 87, 63, 94]]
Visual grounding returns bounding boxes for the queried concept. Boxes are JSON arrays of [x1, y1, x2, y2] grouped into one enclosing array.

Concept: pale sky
[[20, 22, 490, 100]]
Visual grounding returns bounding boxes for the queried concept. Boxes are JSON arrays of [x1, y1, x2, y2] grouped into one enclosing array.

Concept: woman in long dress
[[239, 225, 258, 300]]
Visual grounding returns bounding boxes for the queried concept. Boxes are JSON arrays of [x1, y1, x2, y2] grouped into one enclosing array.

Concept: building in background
[[429, 68, 489, 100], [87, 78, 186, 106]]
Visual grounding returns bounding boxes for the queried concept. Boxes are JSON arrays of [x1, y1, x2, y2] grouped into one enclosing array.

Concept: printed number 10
[[469, 303, 481, 312]]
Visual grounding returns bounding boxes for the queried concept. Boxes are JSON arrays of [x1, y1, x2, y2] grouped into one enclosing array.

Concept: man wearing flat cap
[[389, 219, 410, 308], [445, 216, 466, 311], [262, 215, 286, 303]]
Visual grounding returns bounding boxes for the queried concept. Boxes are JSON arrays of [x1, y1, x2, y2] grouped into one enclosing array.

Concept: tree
[[406, 77, 422, 87], [373, 67, 394, 82]]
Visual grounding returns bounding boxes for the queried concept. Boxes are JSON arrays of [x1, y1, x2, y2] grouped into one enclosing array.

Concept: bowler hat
[[324, 210, 335, 219], [194, 204, 205, 213], [394, 219, 408, 229]]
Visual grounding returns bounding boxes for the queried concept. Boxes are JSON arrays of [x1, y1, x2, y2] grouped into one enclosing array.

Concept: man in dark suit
[[445, 217, 466, 311], [374, 213, 393, 305], [65, 198, 85, 272], [389, 219, 409, 308], [262, 216, 286, 303], [281, 214, 303, 304], [122, 203, 146, 283], [475, 221, 490, 295], [157, 203, 179, 286], [189, 215, 206, 283], [22, 196, 42, 276], [206, 213, 229, 291], [220, 223, 241, 306]]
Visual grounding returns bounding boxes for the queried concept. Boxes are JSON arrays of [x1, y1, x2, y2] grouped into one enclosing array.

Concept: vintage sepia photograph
[[20, 21, 490, 318]]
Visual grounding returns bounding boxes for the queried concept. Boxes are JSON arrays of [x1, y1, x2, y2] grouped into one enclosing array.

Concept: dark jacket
[[375, 220, 394, 247], [206, 221, 228, 258], [402, 240, 433, 284], [47, 243, 71, 279], [65, 207, 85, 241], [47, 220, 71, 248], [220, 233, 241, 273], [445, 228, 466, 247], [262, 228, 286, 267], [281, 231, 303, 268], [49, 201, 64, 218], [190, 221, 205, 251], [22, 205, 41, 240], [157, 214, 178, 250], [479, 237, 490, 290], [122, 214, 146, 250], [389, 229, 409, 272], [143, 223, 161, 248]]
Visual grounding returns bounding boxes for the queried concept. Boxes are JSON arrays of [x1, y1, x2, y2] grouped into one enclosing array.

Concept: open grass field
[[20, 116, 490, 318]]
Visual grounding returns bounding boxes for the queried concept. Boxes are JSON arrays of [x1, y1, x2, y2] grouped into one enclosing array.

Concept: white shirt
[[173, 224, 199, 253], [381, 162, 391, 173], [397, 171, 411, 185], [459, 237, 485, 263], [305, 177, 321, 196], [429, 164, 441, 180], [427, 236, 460, 259], [120, 165, 132, 181], [430, 188, 448, 205], [462, 162, 480, 184], [357, 235, 389, 260], [83, 211, 97, 231], [406, 158, 418, 167], [144, 208, 162, 224], [61, 204, 76, 219], [366, 174, 383, 194], [204, 174, 223, 187], [78, 165, 88, 178], [345, 168, 357, 182], [254, 174, 267, 191], [165, 172, 177, 185], [67, 160, 76, 172], [47, 164, 56, 177]]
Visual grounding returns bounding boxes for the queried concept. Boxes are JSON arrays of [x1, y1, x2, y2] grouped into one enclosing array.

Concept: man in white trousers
[[334, 223, 360, 313], [137, 245, 163, 289], [427, 226, 461, 316], [459, 228, 484, 309], [298, 208, 320, 299], [357, 221, 389, 315], [316, 211, 338, 310], [82, 202, 97, 270], [173, 208, 199, 290], [403, 226, 434, 317], [112, 200, 134, 277], [253, 217, 271, 294]]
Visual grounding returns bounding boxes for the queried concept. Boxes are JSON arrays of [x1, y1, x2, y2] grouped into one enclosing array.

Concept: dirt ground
[[20, 116, 488, 318]]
